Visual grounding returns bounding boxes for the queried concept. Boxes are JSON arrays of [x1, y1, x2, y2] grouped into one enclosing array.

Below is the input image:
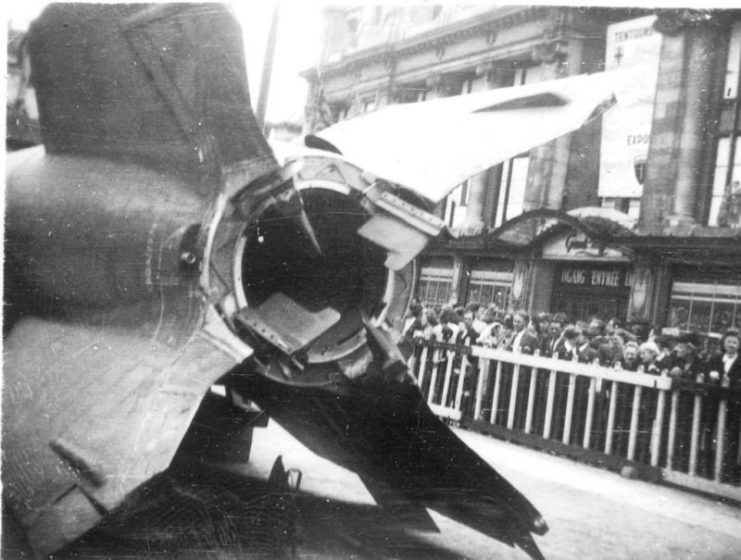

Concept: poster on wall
[[599, 15, 662, 199]]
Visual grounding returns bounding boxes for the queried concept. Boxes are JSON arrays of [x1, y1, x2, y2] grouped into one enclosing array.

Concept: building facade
[[6, 27, 40, 149], [302, 5, 741, 338]]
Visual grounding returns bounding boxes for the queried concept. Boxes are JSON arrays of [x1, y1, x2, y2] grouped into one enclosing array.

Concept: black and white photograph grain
[[3, 2, 741, 559]]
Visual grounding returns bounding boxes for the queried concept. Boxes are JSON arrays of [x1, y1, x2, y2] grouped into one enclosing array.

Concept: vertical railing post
[[689, 380, 703, 477], [583, 377, 596, 449], [427, 347, 441, 405], [627, 385, 642, 461], [507, 359, 521, 430], [714, 378, 729, 482], [562, 353, 580, 445], [473, 358, 489, 421], [563, 373, 576, 445], [714, 398, 728, 483], [525, 365, 538, 434], [417, 343, 429, 393], [651, 378, 667, 467], [454, 351, 469, 412], [605, 381, 618, 455], [440, 348, 455, 408], [543, 369, 557, 439], [667, 390, 679, 471], [491, 360, 503, 424]]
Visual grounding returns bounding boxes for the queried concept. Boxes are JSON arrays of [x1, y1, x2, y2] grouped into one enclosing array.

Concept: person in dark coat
[[669, 332, 704, 473], [635, 340, 662, 462], [669, 333, 704, 380], [706, 329, 741, 385], [654, 334, 676, 373], [507, 309, 538, 355], [456, 310, 479, 345], [705, 329, 741, 484], [499, 310, 537, 429], [554, 325, 579, 361], [540, 315, 566, 358]]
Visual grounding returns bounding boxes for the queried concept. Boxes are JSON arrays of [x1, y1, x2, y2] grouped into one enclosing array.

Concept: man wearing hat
[[705, 329, 741, 483], [669, 332, 704, 473], [654, 334, 676, 372], [669, 332, 703, 380]]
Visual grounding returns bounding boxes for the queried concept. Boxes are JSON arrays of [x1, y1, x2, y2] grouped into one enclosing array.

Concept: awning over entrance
[[485, 207, 637, 249]]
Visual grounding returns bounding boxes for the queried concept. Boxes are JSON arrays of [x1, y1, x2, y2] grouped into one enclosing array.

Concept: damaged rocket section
[[225, 151, 548, 559], [235, 373, 547, 560], [4, 3, 551, 556]]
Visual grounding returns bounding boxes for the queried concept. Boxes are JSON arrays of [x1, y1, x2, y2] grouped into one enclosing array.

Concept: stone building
[[6, 27, 40, 149], [302, 5, 741, 337]]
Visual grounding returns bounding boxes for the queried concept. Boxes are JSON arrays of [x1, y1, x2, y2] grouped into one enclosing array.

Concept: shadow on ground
[[3, 461, 463, 560]]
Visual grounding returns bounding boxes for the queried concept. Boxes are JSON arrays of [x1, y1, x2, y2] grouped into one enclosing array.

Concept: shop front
[[417, 256, 455, 306], [663, 261, 741, 337], [551, 263, 632, 322], [538, 225, 634, 323], [464, 258, 514, 310]]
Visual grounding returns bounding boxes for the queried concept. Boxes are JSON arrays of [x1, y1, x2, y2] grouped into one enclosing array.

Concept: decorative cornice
[[653, 9, 729, 37], [313, 6, 551, 80]]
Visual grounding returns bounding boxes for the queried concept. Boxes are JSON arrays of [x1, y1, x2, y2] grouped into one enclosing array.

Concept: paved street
[[245, 421, 741, 560], [4, 420, 741, 559]]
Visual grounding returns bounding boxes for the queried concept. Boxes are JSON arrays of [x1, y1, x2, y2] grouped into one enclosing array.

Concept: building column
[[510, 259, 532, 311], [649, 259, 673, 329], [528, 260, 555, 315], [646, 12, 722, 229], [525, 40, 581, 212], [450, 255, 466, 306], [666, 24, 716, 226], [627, 258, 656, 322]]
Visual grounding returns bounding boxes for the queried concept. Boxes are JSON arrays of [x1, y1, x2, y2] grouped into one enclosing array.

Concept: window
[[443, 180, 470, 230], [330, 102, 349, 122], [462, 76, 474, 95], [466, 270, 513, 309], [417, 266, 453, 305], [490, 65, 535, 227], [459, 179, 469, 206], [709, 136, 741, 226], [494, 156, 530, 227], [668, 280, 741, 335], [394, 83, 428, 104], [361, 96, 376, 113], [345, 15, 359, 49], [710, 23, 741, 226], [724, 21, 741, 99]]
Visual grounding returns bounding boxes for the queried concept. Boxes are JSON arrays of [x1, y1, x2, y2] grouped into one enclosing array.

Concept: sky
[[5, 1, 324, 124]]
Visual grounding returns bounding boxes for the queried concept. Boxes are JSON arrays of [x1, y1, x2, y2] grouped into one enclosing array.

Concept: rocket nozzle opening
[[239, 187, 389, 358]]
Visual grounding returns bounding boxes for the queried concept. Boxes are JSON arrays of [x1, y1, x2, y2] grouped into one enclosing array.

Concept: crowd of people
[[400, 300, 741, 384], [399, 300, 741, 484]]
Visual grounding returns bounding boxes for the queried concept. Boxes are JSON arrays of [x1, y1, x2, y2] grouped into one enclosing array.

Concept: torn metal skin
[[0, 4, 574, 559]]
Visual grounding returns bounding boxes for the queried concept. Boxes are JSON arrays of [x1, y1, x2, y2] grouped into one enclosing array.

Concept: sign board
[[599, 15, 662, 199], [554, 264, 632, 293], [542, 231, 630, 262]]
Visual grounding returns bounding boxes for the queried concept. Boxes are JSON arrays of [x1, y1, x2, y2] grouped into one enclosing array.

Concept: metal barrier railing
[[410, 339, 741, 500]]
